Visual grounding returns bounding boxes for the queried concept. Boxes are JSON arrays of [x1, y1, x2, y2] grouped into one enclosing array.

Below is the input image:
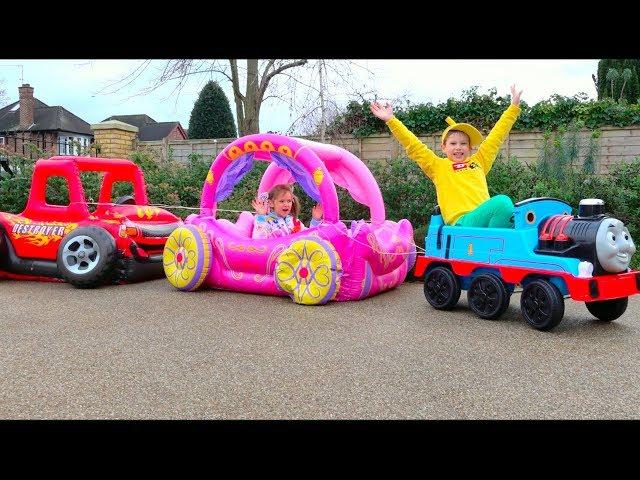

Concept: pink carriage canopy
[[199, 133, 386, 224]]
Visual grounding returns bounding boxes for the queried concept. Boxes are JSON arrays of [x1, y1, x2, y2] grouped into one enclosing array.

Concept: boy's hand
[[510, 84, 523, 106], [312, 203, 324, 220], [252, 198, 269, 215], [370, 101, 394, 122]]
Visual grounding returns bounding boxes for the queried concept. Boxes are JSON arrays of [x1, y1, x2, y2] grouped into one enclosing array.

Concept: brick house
[[0, 84, 93, 158], [102, 114, 187, 141]]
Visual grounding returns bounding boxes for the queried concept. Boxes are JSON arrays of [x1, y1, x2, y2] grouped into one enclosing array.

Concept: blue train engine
[[414, 198, 639, 331]]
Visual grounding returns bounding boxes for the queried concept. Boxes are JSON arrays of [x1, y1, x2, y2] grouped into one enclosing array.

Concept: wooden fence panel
[[137, 126, 640, 173]]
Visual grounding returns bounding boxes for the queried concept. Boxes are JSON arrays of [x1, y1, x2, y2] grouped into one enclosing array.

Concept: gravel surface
[[1, 279, 639, 419]]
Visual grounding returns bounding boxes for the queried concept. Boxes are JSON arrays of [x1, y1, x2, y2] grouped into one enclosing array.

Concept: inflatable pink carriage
[[162, 133, 415, 304]]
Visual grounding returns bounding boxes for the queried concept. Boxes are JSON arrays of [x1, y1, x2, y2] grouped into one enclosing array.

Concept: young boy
[[370, 85, 523, 228]]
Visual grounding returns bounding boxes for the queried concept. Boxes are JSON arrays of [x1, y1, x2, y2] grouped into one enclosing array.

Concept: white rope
[[315, 219, 427, 257], [75, 201, 427, 257]]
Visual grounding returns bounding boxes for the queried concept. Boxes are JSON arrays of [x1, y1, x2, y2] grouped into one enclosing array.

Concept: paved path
[[1, 279, 639, 419]]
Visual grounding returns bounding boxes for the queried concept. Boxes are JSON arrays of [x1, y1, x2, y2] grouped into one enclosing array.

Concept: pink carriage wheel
[[163, 225, 212, 291], [274, 237, 341, 305]]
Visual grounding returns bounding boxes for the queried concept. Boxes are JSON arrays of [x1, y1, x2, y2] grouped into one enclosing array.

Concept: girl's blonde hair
[[268, 183, 299, 217]]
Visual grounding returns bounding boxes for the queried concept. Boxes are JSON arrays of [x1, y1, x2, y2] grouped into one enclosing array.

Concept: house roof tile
[[102, 114, 157, 131], [0, 98, 92, 135]]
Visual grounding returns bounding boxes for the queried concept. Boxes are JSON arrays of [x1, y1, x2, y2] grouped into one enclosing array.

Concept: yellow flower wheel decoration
[[163, 225, 212, 291], [275, 238, 341, 305]]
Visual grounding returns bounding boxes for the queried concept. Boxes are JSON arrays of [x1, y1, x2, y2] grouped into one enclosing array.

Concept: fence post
[[162, 137, 169, 162], [390, 135, 399, 159]]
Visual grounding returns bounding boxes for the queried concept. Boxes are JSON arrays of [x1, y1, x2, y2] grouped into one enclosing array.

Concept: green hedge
[[328, 88, 640, 138], [1, 149, 639, 271]]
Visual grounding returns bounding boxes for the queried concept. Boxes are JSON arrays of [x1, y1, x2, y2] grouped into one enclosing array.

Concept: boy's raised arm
[[474, 85, 523, 172], [510, 84, 523, 107], [370, 101, 394, 122], [370, 101, 439, 179]]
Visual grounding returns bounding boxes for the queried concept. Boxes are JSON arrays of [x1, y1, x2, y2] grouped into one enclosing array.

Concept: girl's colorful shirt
[[386, 104, 521, 226], [252, 212, 321, 239]]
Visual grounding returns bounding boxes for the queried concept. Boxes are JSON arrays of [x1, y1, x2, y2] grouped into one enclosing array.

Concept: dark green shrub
[[188, 81, 237, 139], [597, 59, 640, 103], [329, 88, 640, 138], [0, 156, 35, 213], [2, 144, 639, 271]]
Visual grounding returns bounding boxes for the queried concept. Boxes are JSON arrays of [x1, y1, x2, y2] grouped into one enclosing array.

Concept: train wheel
[[467, 273, 511, 320], [520, 279, 565, 331], [163, 225, 212, 291], [423, 266, 461, 310], [585, 297, 628, 322], [275, 237, 341, 305]]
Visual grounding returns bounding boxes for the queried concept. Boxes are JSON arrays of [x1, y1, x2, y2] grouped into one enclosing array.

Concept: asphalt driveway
[[1, 278, 639, 419]]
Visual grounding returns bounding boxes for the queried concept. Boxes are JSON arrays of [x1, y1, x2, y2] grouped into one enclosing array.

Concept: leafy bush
[[0, 155, 35, 213], [2, 146, 639, 271], [597, 59, 640, 103], [328, 87, 640, 138]]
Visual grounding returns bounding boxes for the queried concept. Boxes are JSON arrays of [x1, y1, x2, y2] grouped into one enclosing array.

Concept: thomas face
[[595, 218, 636, 272]]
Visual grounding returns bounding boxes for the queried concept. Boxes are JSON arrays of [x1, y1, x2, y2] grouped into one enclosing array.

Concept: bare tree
[[283, 60, 376, 138], [0, 79, 8, 106], [318, 60, 327, 141], [100, 60, 308, 136], [99, 59, 377, 139]]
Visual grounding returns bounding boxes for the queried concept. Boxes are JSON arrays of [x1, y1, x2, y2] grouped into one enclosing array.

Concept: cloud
[[0, 59, 600, 135]]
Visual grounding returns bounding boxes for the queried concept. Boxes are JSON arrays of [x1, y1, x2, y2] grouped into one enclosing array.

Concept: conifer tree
[[188, 81, 237, 139], [596, 59, 640, 103]]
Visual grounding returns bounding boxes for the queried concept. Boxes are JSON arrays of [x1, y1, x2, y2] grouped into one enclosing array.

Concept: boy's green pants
[[455, 194, 514, 228]]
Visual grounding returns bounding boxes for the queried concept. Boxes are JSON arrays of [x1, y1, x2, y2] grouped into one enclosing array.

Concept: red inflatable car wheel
[[56, 227, 117, 288]]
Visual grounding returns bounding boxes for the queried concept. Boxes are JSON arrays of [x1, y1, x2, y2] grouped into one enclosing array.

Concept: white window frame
[[67, 137, 75, 155], [57, 133, 92, 156]]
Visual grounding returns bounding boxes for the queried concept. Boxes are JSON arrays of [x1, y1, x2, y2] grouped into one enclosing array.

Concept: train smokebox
[[578, 198, 604, 218]]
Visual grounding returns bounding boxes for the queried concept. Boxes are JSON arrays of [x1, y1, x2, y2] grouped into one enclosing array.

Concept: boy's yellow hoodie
[[386, 104, 521, 225]]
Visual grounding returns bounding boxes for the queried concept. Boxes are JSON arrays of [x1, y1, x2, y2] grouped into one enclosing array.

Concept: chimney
[[18, 84, 35, 129]]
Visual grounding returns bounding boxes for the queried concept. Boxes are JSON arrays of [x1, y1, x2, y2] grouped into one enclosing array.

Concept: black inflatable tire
[[0, 229, 7, 269], [585, 297, 628, 322], [114, 195, 136, 205], [56, 227, 117, 288]]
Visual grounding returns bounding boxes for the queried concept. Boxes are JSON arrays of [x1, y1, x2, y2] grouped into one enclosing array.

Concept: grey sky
[[0, 59, 599, 135]]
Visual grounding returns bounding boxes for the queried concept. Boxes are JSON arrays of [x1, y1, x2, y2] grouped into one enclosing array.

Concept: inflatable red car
[[0, 156, 181, 288]]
